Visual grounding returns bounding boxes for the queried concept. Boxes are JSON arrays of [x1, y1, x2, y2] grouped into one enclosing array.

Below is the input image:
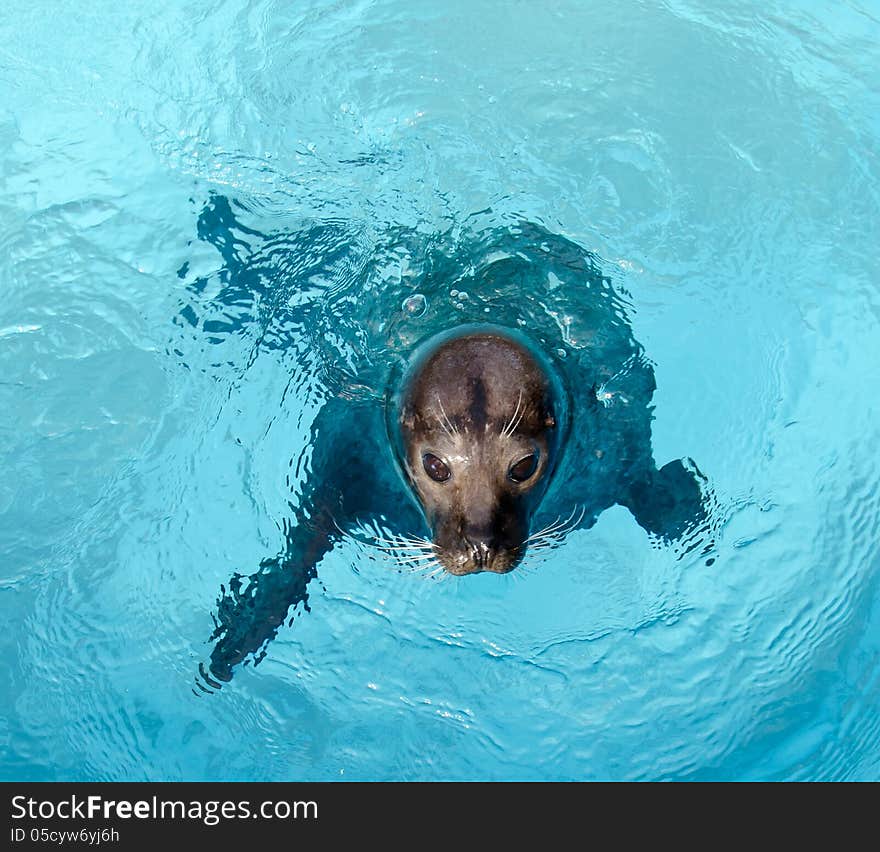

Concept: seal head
[[390, 325, 567, 575]]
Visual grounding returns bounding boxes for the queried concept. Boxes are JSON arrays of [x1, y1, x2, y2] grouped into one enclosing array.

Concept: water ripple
[[2, 0, 879, 781]]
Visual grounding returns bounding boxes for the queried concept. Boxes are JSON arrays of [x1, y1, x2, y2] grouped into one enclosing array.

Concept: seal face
[[391, 325, 567, 575]]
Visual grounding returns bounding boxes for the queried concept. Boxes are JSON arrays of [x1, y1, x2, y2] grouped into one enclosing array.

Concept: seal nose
[[466, 538, 495, 571]]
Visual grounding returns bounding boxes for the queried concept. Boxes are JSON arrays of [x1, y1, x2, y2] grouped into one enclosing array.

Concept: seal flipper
[[205, 513, 330, 684], [623, 458, 708, 543], [202, 395, 419, 686]]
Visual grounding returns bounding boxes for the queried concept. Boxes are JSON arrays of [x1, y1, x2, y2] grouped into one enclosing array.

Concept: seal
[[201, 325, 707, 686], [189, 201, 712, 688]]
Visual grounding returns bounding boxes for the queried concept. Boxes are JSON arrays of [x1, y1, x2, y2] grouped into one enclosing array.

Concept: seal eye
[[423, 453, 451, 483], [508, 452, 539, 483]]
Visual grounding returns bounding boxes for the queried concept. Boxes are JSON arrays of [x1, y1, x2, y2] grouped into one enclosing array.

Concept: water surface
[[1, 0, 879, 780]]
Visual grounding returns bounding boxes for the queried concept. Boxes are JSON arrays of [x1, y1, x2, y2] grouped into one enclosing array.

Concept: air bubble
[[401, 294, 427, 317]]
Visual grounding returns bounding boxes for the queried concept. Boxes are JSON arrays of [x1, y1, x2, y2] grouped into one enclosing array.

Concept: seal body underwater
[[188, 200, 711, 687], [202, 324, 708, 686]]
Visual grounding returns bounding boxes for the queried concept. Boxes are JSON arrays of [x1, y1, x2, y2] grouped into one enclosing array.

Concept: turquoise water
[[2, 0, 879, 781]]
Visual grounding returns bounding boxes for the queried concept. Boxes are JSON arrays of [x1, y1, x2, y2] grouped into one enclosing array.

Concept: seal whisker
[[501, 389, 521, 436], [540, 505, 579, 533], [501, 389, 524, 437], [526, 504, 583, 543], [393, 533, 434, 544], [374, 545, 436, 555], [507, 403, 526, 437], [562, 504, 586, 534], [372, 548, 436, 558], [522, 505, 586, 555], [524, 542, 559, 554], [383, 553, 442, 574], [525, 522, 559, 543], [436, 395, 458, 437], [387, 553, 438, 563], [376, 550, 437, 560], [434, 413, 454, 439], [371, 533, 436, 549], [331, 517, 350, 538], [525, 529, 566, 548], [399, 538, 436, 549], [550, 504, 586, 539], [525, 541, 559, 552], [372, 543, 436, 553], [525, 513, 566, 542], [528, 528, 570, 548], [331, 519, 438, 564], [396, 557, 447, 577]]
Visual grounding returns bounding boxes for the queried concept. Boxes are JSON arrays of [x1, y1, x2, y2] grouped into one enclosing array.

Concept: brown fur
[[394, 328, 564, 575]]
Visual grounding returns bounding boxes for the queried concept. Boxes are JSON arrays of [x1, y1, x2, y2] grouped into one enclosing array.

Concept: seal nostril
[[467, 540, 492, 570]]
